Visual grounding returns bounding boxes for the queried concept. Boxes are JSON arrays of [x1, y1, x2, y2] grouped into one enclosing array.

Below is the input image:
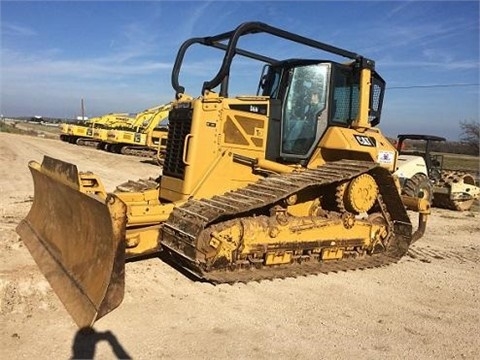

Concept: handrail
[[171, 21, 374, 98]]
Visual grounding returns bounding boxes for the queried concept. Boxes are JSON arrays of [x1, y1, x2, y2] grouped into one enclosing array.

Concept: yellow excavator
[[92, 113, 136, 150], [105, 103, 171, 158], [58, 122, 71, 141], [59, 117, 100, 144], [17, 22, 430, 328], [59, 113, 133, 148]]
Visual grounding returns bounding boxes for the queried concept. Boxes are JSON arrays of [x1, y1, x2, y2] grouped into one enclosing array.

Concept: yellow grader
[[17, 22, 430, 328]]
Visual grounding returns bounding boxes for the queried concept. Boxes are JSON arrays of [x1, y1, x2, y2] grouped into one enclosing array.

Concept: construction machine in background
[[105, 103, 171, 158], [59, 117, 99, 144], [92, 113, 136, 150], [17, 22, 431, 328], [58, 122, 71, 141], [394, 134, 479, 211], [59, 113, 134, 148]]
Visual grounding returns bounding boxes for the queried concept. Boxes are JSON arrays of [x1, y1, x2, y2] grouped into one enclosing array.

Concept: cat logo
[[354, 135, 375, 147]]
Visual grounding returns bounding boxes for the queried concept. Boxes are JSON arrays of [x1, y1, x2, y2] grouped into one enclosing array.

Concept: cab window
[[282, 64, 328, 155], [331, 68, 359, 125]]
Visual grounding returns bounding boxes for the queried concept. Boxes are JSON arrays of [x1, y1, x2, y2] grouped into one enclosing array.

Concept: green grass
[[31, 124, 61, 134], [0, 121, 59, 137], [0, 121, 33, 135], [436, 152, 479, 173]]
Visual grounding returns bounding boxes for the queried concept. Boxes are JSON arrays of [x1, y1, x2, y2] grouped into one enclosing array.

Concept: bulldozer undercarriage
[[162, 160, 413, 283]]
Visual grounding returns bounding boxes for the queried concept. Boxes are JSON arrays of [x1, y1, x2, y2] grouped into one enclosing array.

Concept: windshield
[[155, 117, 169, 130], [282, 64, 328, 155]]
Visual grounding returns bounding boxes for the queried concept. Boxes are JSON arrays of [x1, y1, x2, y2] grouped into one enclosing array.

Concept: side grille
[[163, 108, 192, 179]]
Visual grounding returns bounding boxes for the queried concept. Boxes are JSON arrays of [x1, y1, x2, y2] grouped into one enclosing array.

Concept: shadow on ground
[[71, 327, 132, 359]]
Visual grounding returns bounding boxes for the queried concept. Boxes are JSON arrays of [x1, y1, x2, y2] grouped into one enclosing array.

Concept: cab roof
[[397, 134, 446, 142]]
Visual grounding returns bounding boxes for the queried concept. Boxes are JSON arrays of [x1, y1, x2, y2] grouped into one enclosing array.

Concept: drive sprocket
[[336, 173, 379, 213]]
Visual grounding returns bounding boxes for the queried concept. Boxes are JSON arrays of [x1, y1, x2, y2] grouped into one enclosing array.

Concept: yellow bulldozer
[[17, 22, 430, 328], [104, 103, 171, 158]]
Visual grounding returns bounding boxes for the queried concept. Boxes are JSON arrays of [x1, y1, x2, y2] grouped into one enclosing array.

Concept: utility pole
[[81, 98, 85, 120]]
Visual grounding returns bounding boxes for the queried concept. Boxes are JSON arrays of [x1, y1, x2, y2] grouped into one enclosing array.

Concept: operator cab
[[259, 60, 385, 165]]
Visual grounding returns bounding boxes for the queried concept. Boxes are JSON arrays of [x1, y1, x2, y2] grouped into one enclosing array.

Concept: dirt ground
[[1, 132, 479, 360]]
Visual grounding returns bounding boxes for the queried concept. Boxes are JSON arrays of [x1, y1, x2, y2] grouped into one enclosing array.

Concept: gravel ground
[[1, 132, 478, 359]]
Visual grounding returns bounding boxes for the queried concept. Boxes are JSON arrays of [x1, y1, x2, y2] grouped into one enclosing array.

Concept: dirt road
[[1, 132, 479, 359]]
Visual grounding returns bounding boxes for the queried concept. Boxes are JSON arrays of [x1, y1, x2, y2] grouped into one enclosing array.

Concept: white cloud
[[2, 48, 172, 79], [1, 22, 37, 36], [385, 0, 416, 19], [377, 57, 479, 71]]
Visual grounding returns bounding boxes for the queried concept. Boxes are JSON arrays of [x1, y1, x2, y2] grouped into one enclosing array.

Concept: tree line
[[388, 120, 479, 156]]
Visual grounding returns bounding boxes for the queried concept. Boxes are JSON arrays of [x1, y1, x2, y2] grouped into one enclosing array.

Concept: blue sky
[[1, 1, 478, 140]]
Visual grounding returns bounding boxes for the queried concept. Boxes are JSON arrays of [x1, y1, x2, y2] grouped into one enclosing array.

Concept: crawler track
[[120, 146, 157, 158], [162, 160, 413, 283], [76, 138, 102, 148]]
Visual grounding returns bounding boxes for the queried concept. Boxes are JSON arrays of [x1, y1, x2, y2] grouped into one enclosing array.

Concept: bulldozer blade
[[16, 156, 127, 328]]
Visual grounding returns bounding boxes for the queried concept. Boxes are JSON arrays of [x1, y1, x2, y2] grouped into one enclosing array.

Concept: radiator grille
[[163, 108, 192, 179]]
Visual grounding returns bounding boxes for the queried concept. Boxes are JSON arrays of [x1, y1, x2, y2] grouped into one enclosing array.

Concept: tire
[[402, 173, 433, 203]]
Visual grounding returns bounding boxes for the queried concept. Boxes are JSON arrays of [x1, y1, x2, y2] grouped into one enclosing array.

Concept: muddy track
[[162, 160, 413, 283]]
